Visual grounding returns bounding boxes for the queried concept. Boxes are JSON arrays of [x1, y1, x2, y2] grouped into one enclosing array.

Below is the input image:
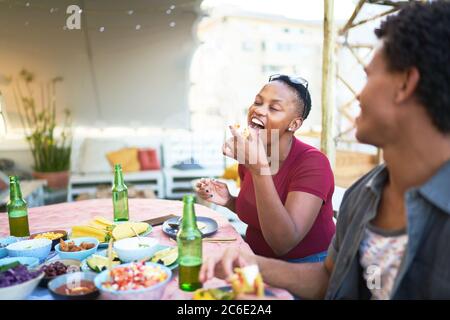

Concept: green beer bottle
[[7, 176, 30, 237], [112, 164, 129, 222], [177, 195, 203, 292]]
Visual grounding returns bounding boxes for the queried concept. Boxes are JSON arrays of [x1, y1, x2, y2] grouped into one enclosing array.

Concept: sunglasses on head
[[268, 74, 310, 119]]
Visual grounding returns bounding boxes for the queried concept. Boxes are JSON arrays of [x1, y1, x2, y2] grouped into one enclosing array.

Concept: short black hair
[[270, 75, 312, 120], [375, 0, 450, 133]]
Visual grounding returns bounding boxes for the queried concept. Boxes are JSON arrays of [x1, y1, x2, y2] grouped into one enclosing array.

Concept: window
[[262, 65, 283, 73], [242, 41, 255, 51]]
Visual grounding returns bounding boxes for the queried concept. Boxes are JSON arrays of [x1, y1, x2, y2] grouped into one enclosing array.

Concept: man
[[199, 0, 450, 299]]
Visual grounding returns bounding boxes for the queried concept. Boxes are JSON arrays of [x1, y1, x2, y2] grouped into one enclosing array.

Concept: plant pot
[[32, 171, 69, 190]]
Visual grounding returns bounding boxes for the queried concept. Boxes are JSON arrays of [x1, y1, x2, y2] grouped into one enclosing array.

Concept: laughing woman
[[196, 75, 335, 262]]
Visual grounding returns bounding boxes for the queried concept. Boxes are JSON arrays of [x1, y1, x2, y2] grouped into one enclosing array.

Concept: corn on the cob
[[88, 221, 110, 231], [71, 225, 108, 242], [93, 216, 114, 226]]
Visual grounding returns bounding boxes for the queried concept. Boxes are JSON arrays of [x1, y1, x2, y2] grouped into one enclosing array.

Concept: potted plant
[[13, 69, 72, 190]]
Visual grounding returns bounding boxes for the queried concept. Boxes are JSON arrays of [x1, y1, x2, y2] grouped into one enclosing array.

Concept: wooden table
[[0, 199, 293, 300]]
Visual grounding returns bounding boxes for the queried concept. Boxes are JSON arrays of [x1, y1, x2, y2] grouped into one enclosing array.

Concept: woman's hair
[[269, 75, 312, 120], [375, 0, 450, 133]]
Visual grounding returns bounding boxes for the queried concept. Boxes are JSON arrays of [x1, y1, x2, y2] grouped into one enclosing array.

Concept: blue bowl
[[48, 271, 99, 300], [0, 236, 19, 259], [94, 262, 172, 300], [55, 237, 99, 261], [0, 256, 40, 268], [6, 239, 52, 262]]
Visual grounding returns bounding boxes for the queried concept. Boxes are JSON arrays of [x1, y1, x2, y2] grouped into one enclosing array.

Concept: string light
[[166, 9, 172, 14], [99, 26, 105, 32], [135, 24, 141, 30], [170, 5, 176, 10], [128, 10, 134, 15], [169, 22, 176, 28], [25, 2, 30, 7]]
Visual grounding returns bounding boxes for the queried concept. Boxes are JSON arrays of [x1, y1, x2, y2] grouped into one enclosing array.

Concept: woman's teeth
[[251, 118, 265, 129]]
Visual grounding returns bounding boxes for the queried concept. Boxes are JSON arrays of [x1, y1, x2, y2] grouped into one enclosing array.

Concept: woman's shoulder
[[291, 138, 332, 168]]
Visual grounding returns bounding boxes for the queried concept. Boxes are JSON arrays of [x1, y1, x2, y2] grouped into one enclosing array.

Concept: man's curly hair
[[375, 0, 450, 133]]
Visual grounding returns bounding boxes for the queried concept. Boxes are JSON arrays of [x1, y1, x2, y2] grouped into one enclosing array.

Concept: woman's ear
[[395, 66, 420, 104], [289, 118, 303, 132]]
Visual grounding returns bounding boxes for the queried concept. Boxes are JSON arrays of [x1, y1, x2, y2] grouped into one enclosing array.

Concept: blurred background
[[0, 0, 407, 231]]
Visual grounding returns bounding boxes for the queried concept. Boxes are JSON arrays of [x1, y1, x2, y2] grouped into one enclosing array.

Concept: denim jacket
[[325, 161, 450, 299]]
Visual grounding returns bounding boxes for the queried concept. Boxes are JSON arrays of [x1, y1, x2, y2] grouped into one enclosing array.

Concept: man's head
[[355, 0, 450, 146]]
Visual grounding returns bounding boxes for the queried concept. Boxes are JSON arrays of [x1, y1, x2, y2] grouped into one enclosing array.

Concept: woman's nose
[[254, 105, 268, 116]]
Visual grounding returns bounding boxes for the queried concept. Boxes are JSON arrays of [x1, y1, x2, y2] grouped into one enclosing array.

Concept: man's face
[[355, 46, 402, 147]]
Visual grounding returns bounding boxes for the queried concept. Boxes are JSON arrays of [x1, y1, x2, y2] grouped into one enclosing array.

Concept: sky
[[202, 0, 360, 21]]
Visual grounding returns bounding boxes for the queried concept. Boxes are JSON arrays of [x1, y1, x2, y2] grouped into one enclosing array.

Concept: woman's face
[[247, 81, 302, 145]]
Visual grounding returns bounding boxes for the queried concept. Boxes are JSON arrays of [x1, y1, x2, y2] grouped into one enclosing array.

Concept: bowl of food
[[0, 262, 44, 300], [94, 261, 171, 300], [39, 259, 82, 287], [30, 230, 68, 250], [48, 271, 99, 300], [113, 237, 159, 263], [55, 238, 99, 261], [6, 239, 52, 262], [0, 237, 19, 259], [0, 257, 40, 269]]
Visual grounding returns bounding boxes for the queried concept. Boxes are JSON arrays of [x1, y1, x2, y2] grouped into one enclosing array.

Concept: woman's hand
[[222, 126, 270, 176], [199, 247, 257, 283], [195, 178, 232, 207]]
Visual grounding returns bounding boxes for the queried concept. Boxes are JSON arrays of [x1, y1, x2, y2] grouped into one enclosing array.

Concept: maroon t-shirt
[[236, 137, 336, 260]]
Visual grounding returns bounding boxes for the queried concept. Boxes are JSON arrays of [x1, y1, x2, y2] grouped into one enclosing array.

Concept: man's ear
[[395, 66, 420, 104], [290, 117, 303, 132]]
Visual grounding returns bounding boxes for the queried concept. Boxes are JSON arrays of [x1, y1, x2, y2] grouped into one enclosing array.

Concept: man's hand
[[199, 247, 257, 283]]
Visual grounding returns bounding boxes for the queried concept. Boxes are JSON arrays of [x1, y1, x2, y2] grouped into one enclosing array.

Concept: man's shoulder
[[337, 164, 386, 221], [344, 164, 386, 198]]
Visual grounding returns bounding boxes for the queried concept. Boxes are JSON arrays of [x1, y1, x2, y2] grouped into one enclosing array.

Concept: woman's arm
[[252, 173, 323, 256], [224, 195, 236, 212]]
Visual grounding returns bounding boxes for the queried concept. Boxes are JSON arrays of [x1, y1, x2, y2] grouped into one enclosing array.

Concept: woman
[[196, 74, 335, 262]]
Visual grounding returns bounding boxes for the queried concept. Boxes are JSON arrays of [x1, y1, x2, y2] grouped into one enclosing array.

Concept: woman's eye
[[270, 106, 279, 111], [254, 101, 262, 106]]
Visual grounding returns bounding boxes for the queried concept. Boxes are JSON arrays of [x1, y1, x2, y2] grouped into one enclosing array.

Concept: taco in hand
[[230, 265, 264, 297]]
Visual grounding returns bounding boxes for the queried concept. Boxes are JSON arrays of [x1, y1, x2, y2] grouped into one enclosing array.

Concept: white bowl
[[113, 237, 159, 263], [54, 237, 99, 261], [0, 272, 44, 300], [94, 262, 171, 300], [6, 239, 52, 262]]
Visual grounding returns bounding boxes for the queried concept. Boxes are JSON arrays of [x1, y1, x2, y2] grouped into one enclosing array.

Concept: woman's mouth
[[249, 117, 265, 129]]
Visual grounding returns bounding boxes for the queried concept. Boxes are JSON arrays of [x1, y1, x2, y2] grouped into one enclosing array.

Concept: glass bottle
[[7, 176, 30, 237], [177, 195, 203, 291], [112, 164, 129, 222]]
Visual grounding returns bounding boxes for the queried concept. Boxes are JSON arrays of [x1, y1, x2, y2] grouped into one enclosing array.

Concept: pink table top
[[0, 199, 292, 300]]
